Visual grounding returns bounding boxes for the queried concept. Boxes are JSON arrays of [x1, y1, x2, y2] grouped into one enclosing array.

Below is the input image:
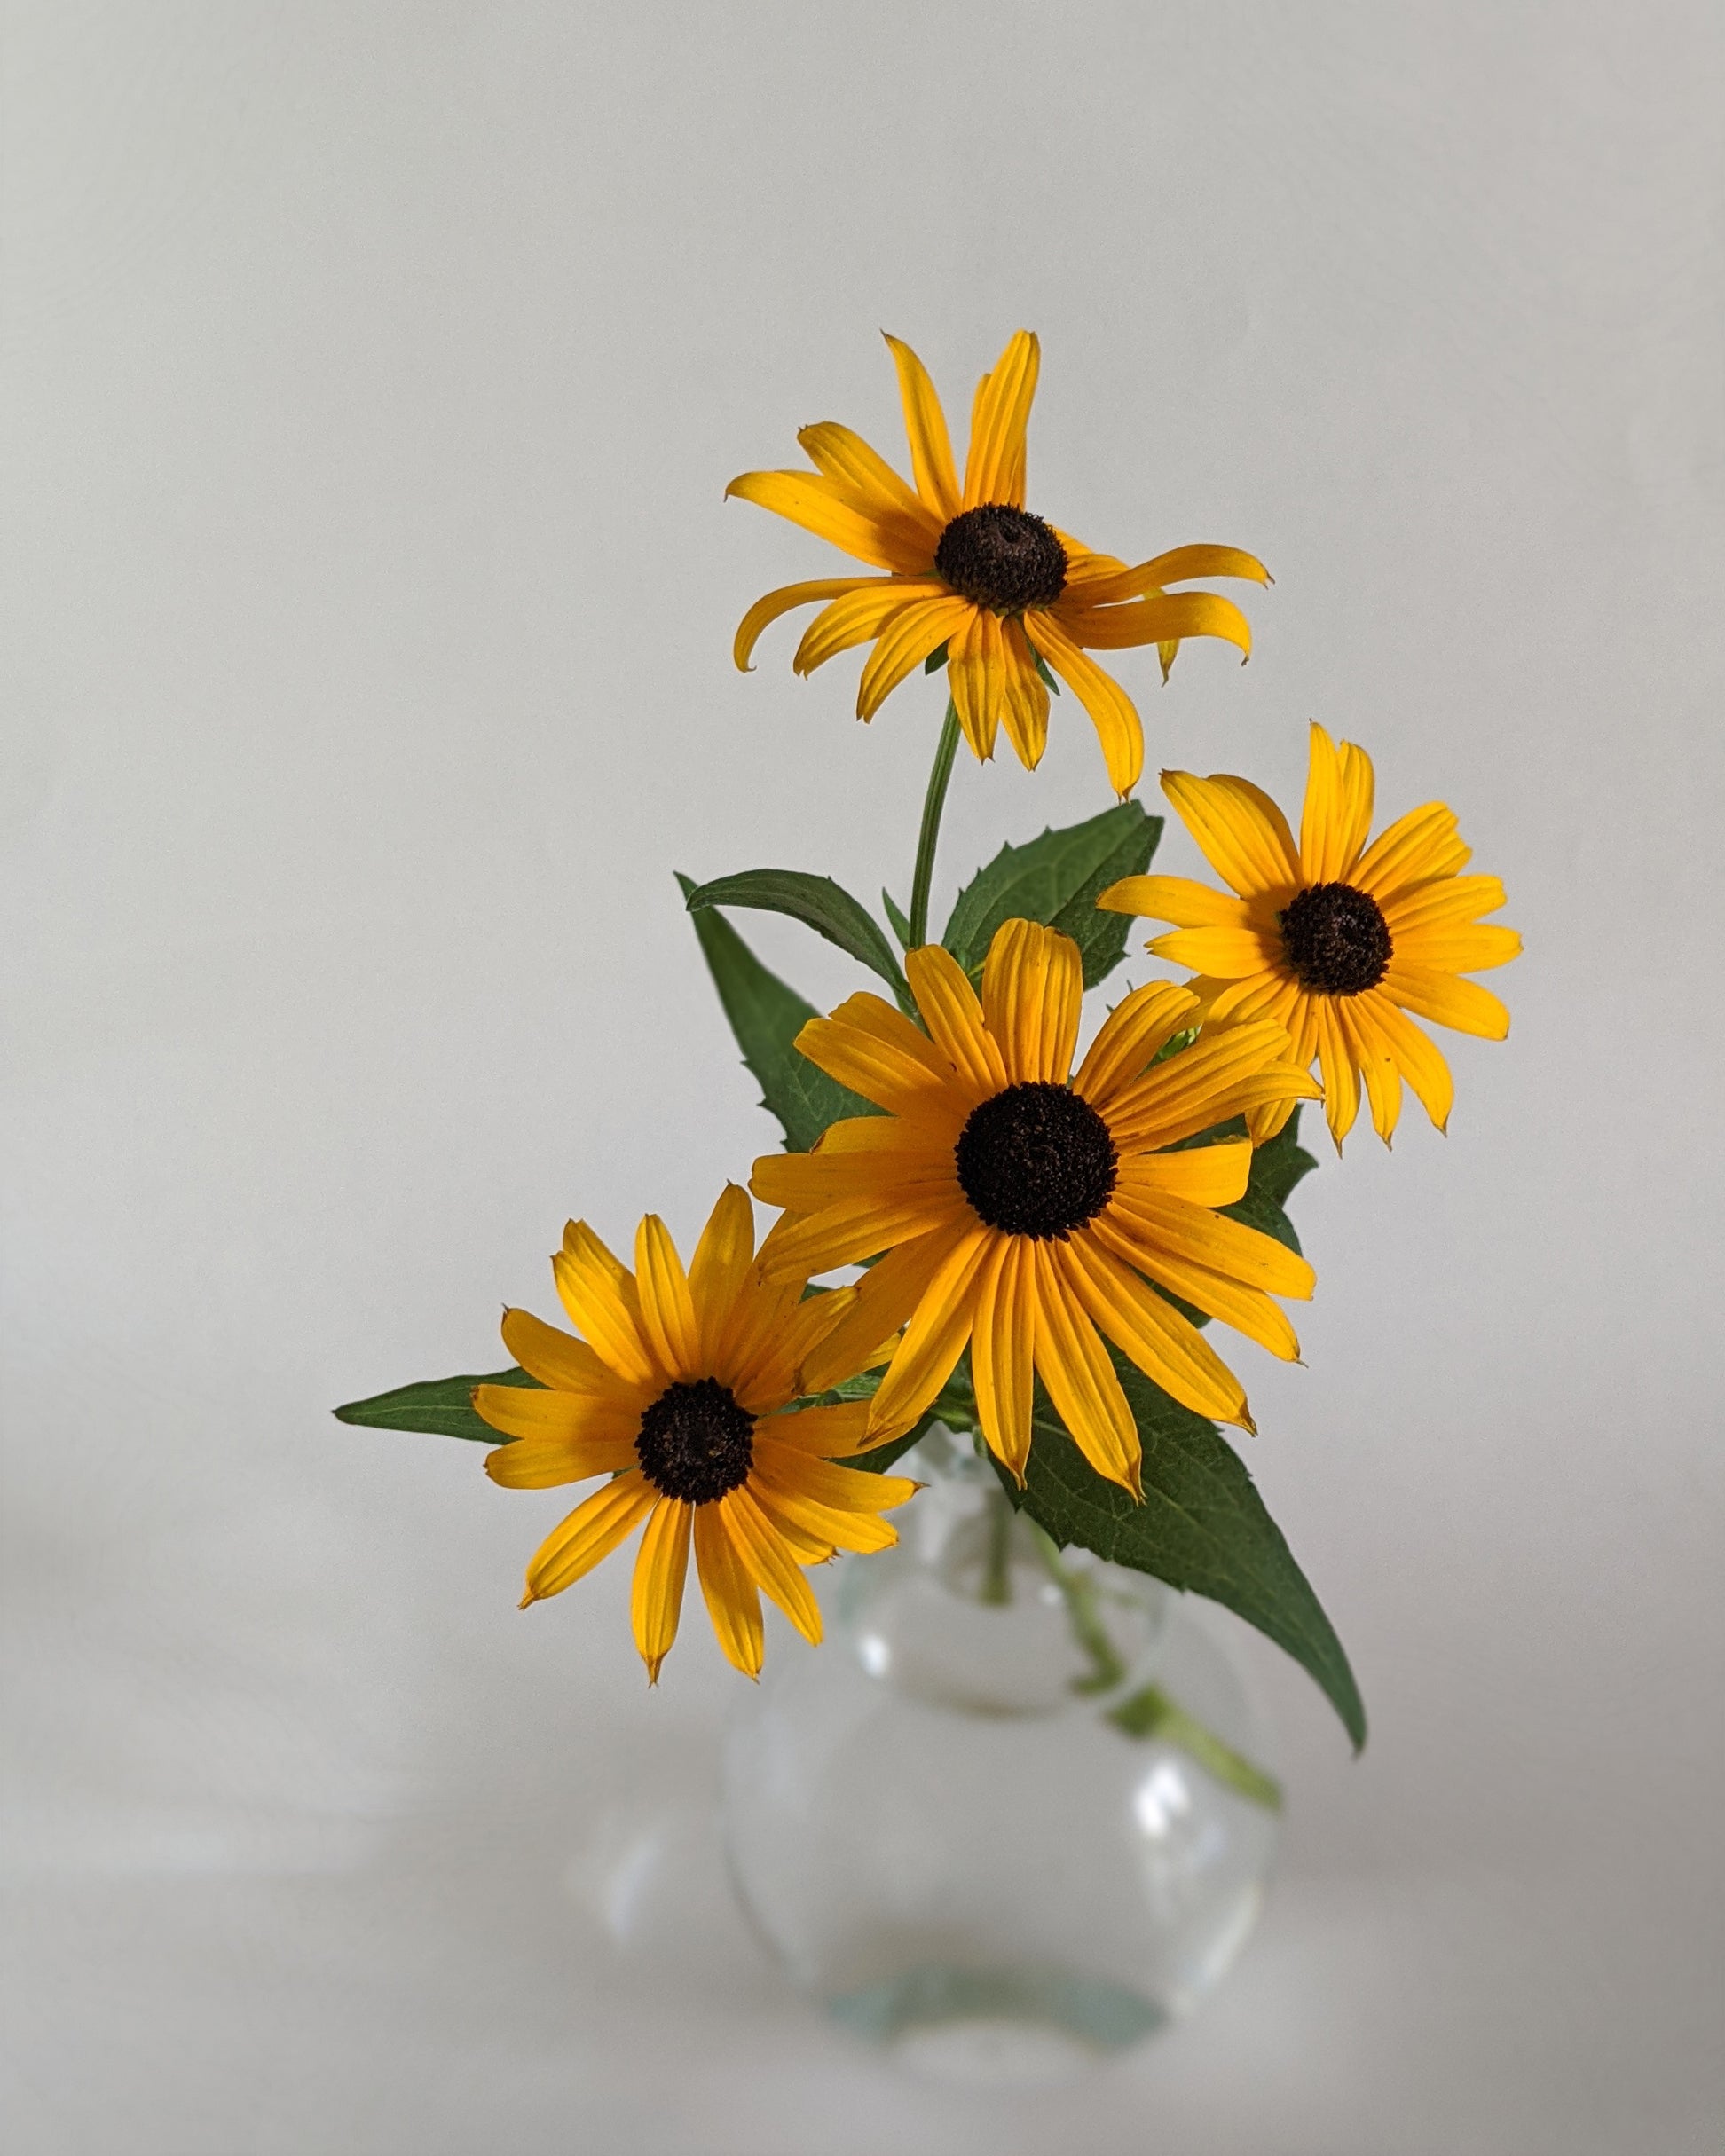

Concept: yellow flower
[[750, 921, 1320, 1495], [728, 330, 1269, 797], [474, 1187, 917, 1681], [1099, 723, 1522, 1150]]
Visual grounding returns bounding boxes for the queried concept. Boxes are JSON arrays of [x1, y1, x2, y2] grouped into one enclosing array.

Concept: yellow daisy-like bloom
[[1099, 723, 1523, 1150], [750, 921, 1321, 1496], [728, 330, 1269, 798], [474, 1187, 918, 1682]]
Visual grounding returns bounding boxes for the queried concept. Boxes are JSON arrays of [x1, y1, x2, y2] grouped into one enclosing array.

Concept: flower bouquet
[[337, 329, 1516, 2053]]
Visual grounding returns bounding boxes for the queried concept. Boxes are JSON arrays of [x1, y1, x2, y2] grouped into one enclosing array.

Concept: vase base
[[826, 1964, 1164, 2084]]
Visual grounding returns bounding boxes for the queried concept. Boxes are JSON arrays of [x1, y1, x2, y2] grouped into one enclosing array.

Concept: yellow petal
[[1031, 1245, 1143, 1492], [1382, 964, 1510, 1040], [500, 1307, 615, 1395], [1091, 1213, 1301, 1361], [750, 1479, 894, 1557], [758, 1398, 878, 1456], [630, 1498, 691, 1683], [1062, 544, 1271, 607], [689, 1184, 757, 1364], [998, 618, 1051, 768], [634, 1215, 702, 1378], [720, 1484, 823, 1647], [751, 1437, 918, 1515], [1160, 770, 1302, 898], [1095, 874, 1253, 929], [1352, 803, 1470, 902], [474, 1381, 637, 1446], [1059, 1232, 1251, 1432], [1120, 1137, 1252, 1208], [1356, 993, 1454, 1132], [906, 943, 1010, 1094], [1335, 996, 1403, 1144], [1313, 1001, 1360, 1149], [981, 918, 1083, 1085], [856, 595, 974, 720], [732, 577, 876, 672], [1024, 613, 1144, 798], [1299, 722, 1376, 885], [1054, 590, 1254, 658], [948, 603, 1003, 760], [962, 329, 1039, 508], [970, 1235, 1036, 1482], [484, 1429, 641, 1488], [1106, 1021, 1320, 1151], [522, 1472, 658, 1603], [1381, 873, 1508, 934], [1105, 1185, 1316, 1299], [796, 421, 943, 554], [725, 469, 927, 573], [1072, 980, 1199, 1106], [552, 1225, 656, 1388], [1146, 925, 1280, 979], [753, 1185, 961, 1282], [1390, 923, 1523, 973], [792, 581, 943, 676], [865, 1225, 991, 1436], [791, 994, 954, 1114], [693, 1504, 763, 1677], [883, 332, 960, 520], [793, 1221, 967, 1396]]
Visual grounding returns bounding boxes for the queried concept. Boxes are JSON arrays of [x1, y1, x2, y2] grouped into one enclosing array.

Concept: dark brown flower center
[[1277, 881, 1393, 995], [955, 1081, 1118, 1240], [634, 1376, 755, 1504], [934, 505, 1067, 614]]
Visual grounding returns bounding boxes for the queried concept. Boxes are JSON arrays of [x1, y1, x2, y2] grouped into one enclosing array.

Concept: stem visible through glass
[[907, 698, 962, 948]]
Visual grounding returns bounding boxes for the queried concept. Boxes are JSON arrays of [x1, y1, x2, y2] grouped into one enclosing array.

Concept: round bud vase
[[721, 1432, 1281, 2084]]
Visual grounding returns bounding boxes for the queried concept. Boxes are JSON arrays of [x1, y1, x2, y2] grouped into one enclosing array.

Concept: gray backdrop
[[4, 4, 1721, 2152]]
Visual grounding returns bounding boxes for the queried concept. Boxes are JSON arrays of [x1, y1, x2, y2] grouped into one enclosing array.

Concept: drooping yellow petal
[[522, 1471, 658, 1604], [1382, 964, 1511, 1040], [732, 577, 878, 672], [1060, 1231, 1251, 1433], [962, 329, 1039, 509], [500, 1308, 616, 1396], [630, 1498, 691, 1683], [720, 1484, 823, 1647], [884, 333, 961, 521], [1054, 590, 1254, 659], [792, 581, 943, 675], [634, 1215, 702, 1379], [856, 594, 975, 720], [693, 1503, 763, 1678], [1160, 770, 1303, 899], [865, 1224, 991, 1436], [1024, 612, 1144, 798], [948, 603, 1003, 761], [970, 1235, 1036, 1482], [1095, 874, 1254, 931], [1357, 992, 1455, 1132], [1072, 979, 1200, 1106], [552, 1225, 656, 1388], [1031, 1245, 1143, 1492], [981, 918, 1083, 1085], [998, 617, 1052, 769], [793, 1219, 969, 1395], [688, 1184, 756, 1365], [906, 943, 1010, 1094], [725, 469, 927, 574], [1299, 723, 1376, 885], [1061, 544, 1272, 608]]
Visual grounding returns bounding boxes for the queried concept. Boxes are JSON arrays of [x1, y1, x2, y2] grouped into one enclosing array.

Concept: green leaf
[[881, 887, 914, 952], [941, 802, 1162, 989], [924, 641, 949, 674], [685, 869, 909, 1002], [333, 1365, 540, 1444], [1031, 649, 1061, 696], [678, 873, 876, 1152], [1004, 1352, 1366, 1751]]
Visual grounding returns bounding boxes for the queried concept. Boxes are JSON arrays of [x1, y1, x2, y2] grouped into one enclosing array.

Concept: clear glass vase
[[721, 1433, 1281, 2084]]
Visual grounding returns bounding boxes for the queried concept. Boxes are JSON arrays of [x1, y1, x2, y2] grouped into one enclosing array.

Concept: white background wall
[[4, 4, 1721, 2150]]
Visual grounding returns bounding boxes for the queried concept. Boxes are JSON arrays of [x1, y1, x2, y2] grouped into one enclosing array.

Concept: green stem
[[907, 699, 962, 948], [1026, 1520, 1283, 1813], [979, 1483, 1014, 1605]]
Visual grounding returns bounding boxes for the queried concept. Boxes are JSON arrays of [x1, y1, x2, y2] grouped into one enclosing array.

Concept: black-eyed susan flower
[[1099, 723, 1522, 1150], [474, 1186, 918, 1681], [749, 921, 1320, 1495], [728, 330, 1269, 798]]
